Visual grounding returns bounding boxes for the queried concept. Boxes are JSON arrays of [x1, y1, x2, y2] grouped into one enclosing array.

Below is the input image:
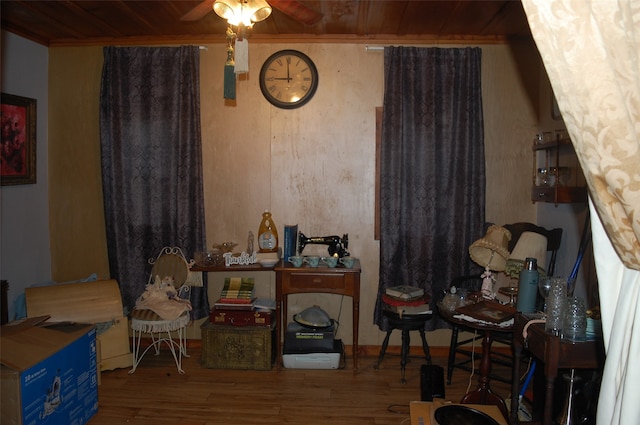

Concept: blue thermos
[[516, 257, 539, 313]]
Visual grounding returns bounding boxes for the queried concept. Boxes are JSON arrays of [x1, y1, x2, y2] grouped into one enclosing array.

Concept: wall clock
[[259, 50, 318, 109]]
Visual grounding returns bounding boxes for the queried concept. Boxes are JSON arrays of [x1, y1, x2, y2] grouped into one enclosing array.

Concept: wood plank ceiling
[[1, 0, 532, 47]]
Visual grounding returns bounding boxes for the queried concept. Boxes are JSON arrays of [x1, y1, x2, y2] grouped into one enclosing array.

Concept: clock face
[[259, 50, 318, 109]]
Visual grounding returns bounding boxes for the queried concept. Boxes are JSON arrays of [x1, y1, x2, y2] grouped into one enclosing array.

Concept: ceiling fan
[[181, 0, 323, 26]]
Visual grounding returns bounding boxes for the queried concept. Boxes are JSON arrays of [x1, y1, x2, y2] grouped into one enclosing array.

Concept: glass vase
[[562, 296, 587, 342], [545, 277, 567, 336]]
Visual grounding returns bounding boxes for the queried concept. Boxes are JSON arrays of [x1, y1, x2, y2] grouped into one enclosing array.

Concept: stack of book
[[385, 285, 424, 300], [383, 285, 431, 315], [214, 277, 256, 310], [210, 278, 276, 326]]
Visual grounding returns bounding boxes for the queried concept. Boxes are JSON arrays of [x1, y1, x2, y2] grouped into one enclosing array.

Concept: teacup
[[322, 256, 339, 268], [304, 256, 321, 267], [339, 256, 356, 268], [288, 256, 304, 268]]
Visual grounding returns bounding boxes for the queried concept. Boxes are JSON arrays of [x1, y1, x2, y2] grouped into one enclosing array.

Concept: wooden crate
[[25, 279, 132, 372], [201, 321, 275, 370]]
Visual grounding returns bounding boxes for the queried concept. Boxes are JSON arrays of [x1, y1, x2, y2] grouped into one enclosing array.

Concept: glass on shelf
[[554, 129, 567, 141], [537, 168, 550, 186], [562, 296, 587, 342], [538, 276, 552, 315], [498, 285, 518, 307], [557, 167, 571, 186], [534, 133, 544, 145], [545, 277, 567, 336]]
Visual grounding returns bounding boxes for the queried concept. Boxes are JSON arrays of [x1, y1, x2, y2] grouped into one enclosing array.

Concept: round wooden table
[[438, 302, 514, 421]]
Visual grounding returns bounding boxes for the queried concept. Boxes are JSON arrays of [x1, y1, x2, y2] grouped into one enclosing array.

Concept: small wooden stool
[[375, 303, 433, 383]]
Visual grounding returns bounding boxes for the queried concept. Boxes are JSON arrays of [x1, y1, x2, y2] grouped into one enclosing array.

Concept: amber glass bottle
[[258, 211, 278, 253]]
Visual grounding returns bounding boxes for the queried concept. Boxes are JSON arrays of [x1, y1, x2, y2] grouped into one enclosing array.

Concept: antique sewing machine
[[298, 232, 350, 258]]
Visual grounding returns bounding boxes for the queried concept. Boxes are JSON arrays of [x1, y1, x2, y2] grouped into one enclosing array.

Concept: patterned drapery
[[522, 2, 640, 424], [100, 46, 209, 319], [375, 47, 486, 331]]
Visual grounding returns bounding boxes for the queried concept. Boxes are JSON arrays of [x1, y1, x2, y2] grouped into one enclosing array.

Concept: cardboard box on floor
[[25, 279, 132, 372], [0, 317, 99, 425], [410, 400, 508, 425]]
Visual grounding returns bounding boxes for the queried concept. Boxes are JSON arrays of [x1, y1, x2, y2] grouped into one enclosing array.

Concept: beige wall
[[49, 47, 110, 282], [48, 41, 540, 347]]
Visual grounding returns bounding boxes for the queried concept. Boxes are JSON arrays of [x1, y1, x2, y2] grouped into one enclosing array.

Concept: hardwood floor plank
[[91, 347, 512, 425]]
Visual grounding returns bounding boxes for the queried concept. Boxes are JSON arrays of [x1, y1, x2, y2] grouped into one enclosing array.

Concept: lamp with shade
[[468, 225, 512, 299], [503, 232, 548, 308], [504, 232, 548, 278]]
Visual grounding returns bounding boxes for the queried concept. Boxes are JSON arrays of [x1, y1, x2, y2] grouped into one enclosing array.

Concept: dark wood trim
[[134, 338, 511, 360]]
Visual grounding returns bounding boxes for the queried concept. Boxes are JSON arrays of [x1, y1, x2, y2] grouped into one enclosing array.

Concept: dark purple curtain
[[100, 46, 208, 319], [375, 47, 486, 330]]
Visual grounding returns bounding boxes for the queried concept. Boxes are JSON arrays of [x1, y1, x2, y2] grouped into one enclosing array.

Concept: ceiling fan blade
[[269, 0, 323, 26], [181, 0, 216, 21]]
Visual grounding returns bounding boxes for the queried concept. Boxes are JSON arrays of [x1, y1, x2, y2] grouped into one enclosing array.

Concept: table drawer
[[288, 272, 348, 290]]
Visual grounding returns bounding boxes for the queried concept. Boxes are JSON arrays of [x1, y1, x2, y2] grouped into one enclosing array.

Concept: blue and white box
[[1, 317, 99, 425]]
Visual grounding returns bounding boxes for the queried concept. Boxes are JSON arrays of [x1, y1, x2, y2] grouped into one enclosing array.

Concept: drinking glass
[[538, 277, 552, 314], [545, 277, 567, 336], [563, 296, 587, 342], [537, 168, 550, 186], [498, 285, 518, 307]]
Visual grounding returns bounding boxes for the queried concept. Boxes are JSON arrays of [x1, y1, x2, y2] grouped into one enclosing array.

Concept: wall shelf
[[532, 136, 587, 204]]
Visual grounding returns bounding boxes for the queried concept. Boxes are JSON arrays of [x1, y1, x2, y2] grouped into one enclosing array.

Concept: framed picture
[[1, 92, 37, 185], [455, 300, 515, 324]]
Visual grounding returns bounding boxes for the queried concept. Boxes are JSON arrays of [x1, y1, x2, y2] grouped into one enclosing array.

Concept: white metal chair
[[129, 246, 197, 374]]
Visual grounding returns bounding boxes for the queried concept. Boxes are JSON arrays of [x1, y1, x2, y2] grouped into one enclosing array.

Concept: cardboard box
[[1, 317, 99, 425], [201, 321, 275, 370]]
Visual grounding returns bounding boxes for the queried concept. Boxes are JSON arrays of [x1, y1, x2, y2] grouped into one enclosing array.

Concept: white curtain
[[521, 1, 640, 424]]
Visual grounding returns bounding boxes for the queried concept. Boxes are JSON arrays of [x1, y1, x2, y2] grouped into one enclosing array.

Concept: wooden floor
[[92, 346, 513, 425]]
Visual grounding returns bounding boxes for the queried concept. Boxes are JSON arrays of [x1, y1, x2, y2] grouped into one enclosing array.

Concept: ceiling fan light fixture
[[213, 0, 235, 21], [250, 0, 272, 23], [213, 0, 272, 27]]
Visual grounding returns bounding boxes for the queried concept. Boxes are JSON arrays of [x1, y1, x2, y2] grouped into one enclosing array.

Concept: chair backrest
[[502, 222, 563, 276], [148, 247, 190, 288]]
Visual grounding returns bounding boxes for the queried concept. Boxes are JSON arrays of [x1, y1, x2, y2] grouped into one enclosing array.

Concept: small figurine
[[480, 267, 496, 299], [247, 231, 254, 255]]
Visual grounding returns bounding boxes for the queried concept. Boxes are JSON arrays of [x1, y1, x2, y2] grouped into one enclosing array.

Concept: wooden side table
[[275, 260, 361, 371], [439, 304, 513, 421], [511, 313, 604, 425]]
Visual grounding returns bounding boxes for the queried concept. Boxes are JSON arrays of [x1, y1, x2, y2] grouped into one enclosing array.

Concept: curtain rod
[[365, 46, 384, 51]]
